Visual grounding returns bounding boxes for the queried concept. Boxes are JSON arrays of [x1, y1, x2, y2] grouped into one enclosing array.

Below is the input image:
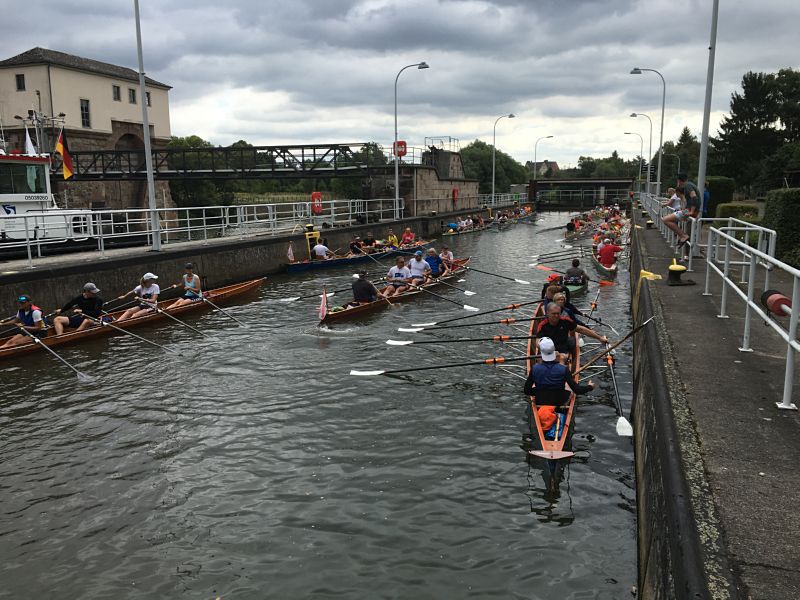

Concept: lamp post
[[624, 132, 644, 188], [533, 135, 554, 181], [394, 61, 429, 220], [630, 112, 653, 192], [492, 113, 515, 205], [630, 68, 666, 195]]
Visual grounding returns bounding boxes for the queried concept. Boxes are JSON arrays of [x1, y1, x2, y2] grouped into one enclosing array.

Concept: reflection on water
[[0, 213, 635, 598]]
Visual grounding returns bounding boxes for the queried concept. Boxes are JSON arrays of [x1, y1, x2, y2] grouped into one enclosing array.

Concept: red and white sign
[[393, 140, 407, 157]]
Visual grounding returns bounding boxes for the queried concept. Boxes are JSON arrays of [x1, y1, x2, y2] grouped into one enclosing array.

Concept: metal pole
[[491, 114, 514, 206], [134, 0, 161, 251], [393, 62, 428, 222], [777, 276, 799, 410], [696, 0, 719, 203]]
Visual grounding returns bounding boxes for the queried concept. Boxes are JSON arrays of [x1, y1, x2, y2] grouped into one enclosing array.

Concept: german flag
[[54, 130, 74, 180]]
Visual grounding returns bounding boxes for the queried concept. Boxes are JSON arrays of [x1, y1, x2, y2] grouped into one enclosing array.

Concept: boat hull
[[286, 241, 431, 273]]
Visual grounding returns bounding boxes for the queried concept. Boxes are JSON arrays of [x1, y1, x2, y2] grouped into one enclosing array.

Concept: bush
[[715, 202, 761, 221], [763, 188, 800, 262], [705, 176, 736, 217]]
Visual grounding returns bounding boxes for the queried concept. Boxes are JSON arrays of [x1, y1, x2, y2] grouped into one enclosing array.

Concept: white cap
[[539, 337, 557, 361], [604, 238, 611, 244], [142, 272, 158, 281]]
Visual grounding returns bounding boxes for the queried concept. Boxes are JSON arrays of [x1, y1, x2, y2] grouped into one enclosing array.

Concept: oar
[[528, 255, 583, 267], [530, 247, 586, 260], [605, 342, 633, 436], [575, 316, 655, 375], [351, 354, 540, 376], [0, 312, 58, 338], [408, 283, 479, 311], [580, 313, 619, 335], [398, 315, 545, 333], [15, 325, 92, 382], [432, 278, 476, 296], [199, 296, 248, 327], [463, 265, 530, 285], [387, 334, 537, 346], [279, 287, 344, 303], [410, 300, 540, 328], [83, 314, 180, 354], [534, 264, 615, 286], [123, 303, 211, 338]]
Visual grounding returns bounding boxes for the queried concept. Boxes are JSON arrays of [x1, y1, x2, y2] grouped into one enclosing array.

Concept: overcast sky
[[4, 0, 799, 166]]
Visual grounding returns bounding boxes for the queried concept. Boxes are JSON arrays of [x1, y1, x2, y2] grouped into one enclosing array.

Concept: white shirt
[[408, 257, 432, 278], [668, 194, 682, 210], [440, 250, 454, 262], [134, 283, 160, 299], [312, 243, 330, 257], [387, 265, 411, 283]]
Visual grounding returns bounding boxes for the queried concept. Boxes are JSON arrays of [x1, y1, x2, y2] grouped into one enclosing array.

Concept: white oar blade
[[398, 327, 424, 333], [616, 417, 634, 437], [319, 292, 335, 298], [411, 322, 437, 327], [463, 305, 480, 312], [514, 279, 530, 285], [562, 245, 573, 249], [457, 279, 466, 283], [463, 290, 476, 296], [386, 340, 413, 346], [350, 369, 386, 376], [279, 297, 300, 302], [528, 263, 539, 267]]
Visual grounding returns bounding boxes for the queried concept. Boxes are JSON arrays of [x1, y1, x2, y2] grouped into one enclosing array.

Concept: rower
[[425, 247, 449, 279], [408, 250, 432, 284], [597, 237, 609, 254], [400, 227, 416, 246], [551, 295, 608, 344], [541, 274, 571, 304], [383, 257, 412, 297], [362, 232, 378, 252], [598, 238, 623, 268], [312, 238, 334, 260], [169, 263, 203, 309], [116, 272, 160, 322], [564, 259, 588, 286], [439, 244, 454, 265], [53, 282, 104, 335], [0, 295, 49, 349], [350, 270, 381, 305], [348, 236, 363, 256], [386, 228, 399, 248]]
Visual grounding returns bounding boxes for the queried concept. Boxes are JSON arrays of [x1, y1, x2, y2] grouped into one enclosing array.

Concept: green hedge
[[705, 176, 736, 217], [763, 188, 800, 266], [715, 202, 760, 221]]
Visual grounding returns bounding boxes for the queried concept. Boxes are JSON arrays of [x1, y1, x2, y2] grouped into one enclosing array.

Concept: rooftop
[[0, 47, 171, 89]]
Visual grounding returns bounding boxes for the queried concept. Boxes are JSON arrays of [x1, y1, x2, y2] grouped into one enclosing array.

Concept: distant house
[[0, 47, 173, 209], [526, 160, 560, 177]]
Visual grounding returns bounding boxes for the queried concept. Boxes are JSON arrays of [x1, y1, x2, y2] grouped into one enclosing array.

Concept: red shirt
[[598, 244, 622, 267], [401, 232, 415, 245]]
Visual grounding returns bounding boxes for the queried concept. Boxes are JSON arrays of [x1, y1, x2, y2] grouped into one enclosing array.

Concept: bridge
[[51, 143, 393, 181]]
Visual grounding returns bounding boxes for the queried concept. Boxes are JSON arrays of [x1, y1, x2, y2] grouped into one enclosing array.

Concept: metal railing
[[703, 226, 799, 410], [535, 188, 632, 207], [478, 192, 529, 207]]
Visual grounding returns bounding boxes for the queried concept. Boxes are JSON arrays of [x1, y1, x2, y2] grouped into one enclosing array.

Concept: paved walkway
[[638, 218, 800, 599]]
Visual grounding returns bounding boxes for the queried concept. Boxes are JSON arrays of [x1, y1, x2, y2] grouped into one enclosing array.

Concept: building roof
[[0, 47, 171, 89]]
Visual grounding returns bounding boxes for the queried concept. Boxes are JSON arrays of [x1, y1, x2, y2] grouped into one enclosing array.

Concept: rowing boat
[[564, 280, 589, 296], [442, 226, 488, 236], [0, 278, 265, 361], [526, 302, 580, 460], [320, 259, 470, 325], [286, 241, 432, 273], [591, 246, 619, 278]]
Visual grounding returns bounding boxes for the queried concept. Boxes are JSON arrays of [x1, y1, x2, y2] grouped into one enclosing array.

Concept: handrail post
[[24, 216, 33, 269], [98, 214, 106, 259], [202, 208, 208, 245], [703, 228, 714, 296], [776, 276, 799, 410], [718, 233, 731, 318], [186, 209, 192, 241], [739, 248, 757, 352]]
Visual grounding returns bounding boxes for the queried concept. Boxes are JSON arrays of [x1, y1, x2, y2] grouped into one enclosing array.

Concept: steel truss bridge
[[52, 143, 392, 181]]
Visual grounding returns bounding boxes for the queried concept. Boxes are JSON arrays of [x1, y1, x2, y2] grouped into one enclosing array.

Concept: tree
[[460, 139, 528, 194]]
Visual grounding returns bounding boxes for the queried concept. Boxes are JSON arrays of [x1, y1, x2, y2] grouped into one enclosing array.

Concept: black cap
[[185, 263, 194, 269], [677, 172, 688, 181]]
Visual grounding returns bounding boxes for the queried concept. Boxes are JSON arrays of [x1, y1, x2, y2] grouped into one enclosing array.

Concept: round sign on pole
[[393, 140, 407, 157]]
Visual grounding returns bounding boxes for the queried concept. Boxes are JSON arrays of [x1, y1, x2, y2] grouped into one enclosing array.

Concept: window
[[112, 85, 121, 101], [128, 88, 136, 104], [80, 98, 91, 128], [15, 74, 25, 91], [145, 91, 151, 107]]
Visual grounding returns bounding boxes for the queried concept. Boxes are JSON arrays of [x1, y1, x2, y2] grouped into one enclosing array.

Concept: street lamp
[[533, 135, 554, 181], [492, 113, 515, 205], [630, 112, 653, 192], [394, 61, 429, 220], [624, 132, 644, 186], [630, 67, 666, 195]]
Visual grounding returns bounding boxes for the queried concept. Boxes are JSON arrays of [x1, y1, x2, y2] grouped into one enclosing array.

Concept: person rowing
[[536, 302, 607, 361], [386, 228, 399, 248], [439, 244, 454, 266], [361, 232, 378, 252], [541, 273, 571, 304], [116, 272, 160, 322], [552, 292, 586, 327], [169, 263, 203, 309], [598, 238, 623, 268], [52, 282, 104, 335], [383, 257, 412, 297], [349, 270, 382, 305], [348, 236, 363, 256], [400, 227, 416, 246], [408, 250, 432, 284], [524, 336, 595, 405], [0, 295, 49, 349], [425, 247, 450, 279], [312, 239, 334, 260], [564, 259, 588, 287]]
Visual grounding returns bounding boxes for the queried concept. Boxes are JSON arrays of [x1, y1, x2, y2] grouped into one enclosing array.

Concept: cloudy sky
[[4, 0, 799, 166]]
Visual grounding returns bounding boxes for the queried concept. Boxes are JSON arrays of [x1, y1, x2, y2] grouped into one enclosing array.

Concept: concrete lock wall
[[630, 225, 710, 599], [0, 205, 502, 317]]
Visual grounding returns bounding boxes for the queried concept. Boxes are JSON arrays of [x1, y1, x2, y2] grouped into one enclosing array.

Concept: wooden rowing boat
[[591, 246, 619, 278], [0, 278, 265, 361], [320, 259, 470, 325], [286, 241, 431, 273], [526, 302, 580, 460]]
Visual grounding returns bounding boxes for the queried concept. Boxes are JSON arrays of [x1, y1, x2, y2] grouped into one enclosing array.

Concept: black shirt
[[61, 294, 104, 317], [352, 278, 379, 303], [536, 317, 577, 353]]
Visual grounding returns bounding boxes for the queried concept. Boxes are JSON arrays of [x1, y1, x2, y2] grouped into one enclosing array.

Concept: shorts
[[391, 282, 407, 288], [675, 209, 697, 221], [181, 292, 201, 301], [67, 314, 87, 328], [411, 276, 426, 283]]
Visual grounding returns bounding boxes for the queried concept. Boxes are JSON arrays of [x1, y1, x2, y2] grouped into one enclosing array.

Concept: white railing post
[[777, 276, 799, 410], [718, 234, 731, 318], [23, 216, 33, 269], [739, 248, 757, 352], [703, 228, 714, 296]]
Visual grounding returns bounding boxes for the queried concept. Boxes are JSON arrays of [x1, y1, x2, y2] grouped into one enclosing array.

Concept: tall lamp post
[[492, 113, 515, 205], [630, 68, 666, 196], [630, 112, 653, 192], [532, 135, 553, 208], [624, 132, 644, 189], [394, 61, 429, 220]]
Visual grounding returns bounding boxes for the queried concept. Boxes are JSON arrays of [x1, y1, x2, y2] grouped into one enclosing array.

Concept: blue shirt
[[425, 255, 444, 274]]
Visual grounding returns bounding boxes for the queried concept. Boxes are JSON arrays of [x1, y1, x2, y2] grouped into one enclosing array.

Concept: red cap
[[547, 274, 561, 282]]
